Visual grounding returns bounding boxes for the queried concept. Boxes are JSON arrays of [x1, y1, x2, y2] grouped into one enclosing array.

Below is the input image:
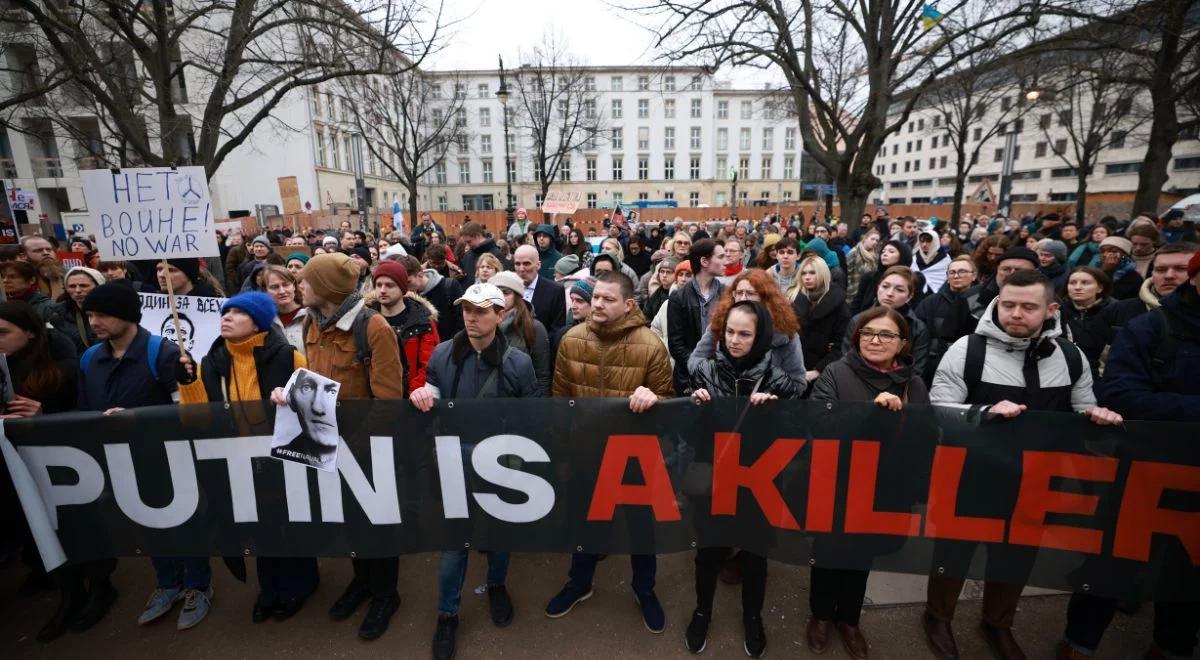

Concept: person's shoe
[[432, 614, 459, 660], [684, 609, 709, 654], [252, 593, 276, 624], [17, 571, 54, 597], [69, 580, 117, 633], [807, 617, 833, 654], [328, 582, 371, 621], [488, 585, 514, 627], [743, 614, 766, 658], [37, 589, 85, 642], [837, 622, 869, 660], [1056, 640, 1092, 659], [634, 589, 665, 634], [923, 611, 958, 660], [545, 583, 593, 618], [176, 586, 213, 630], [273, 595, 307, 622], [357, 594, 400, 641], [719, 554, 743, 585], [137, 586, 182, 625], [980, 621, 1026, 660]]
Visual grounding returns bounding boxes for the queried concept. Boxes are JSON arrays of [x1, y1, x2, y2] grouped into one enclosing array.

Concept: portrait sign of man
[[270, 369, 341, 471], [160, 313, 196, 353]]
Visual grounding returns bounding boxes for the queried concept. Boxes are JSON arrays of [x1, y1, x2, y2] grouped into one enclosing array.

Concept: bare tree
[[0, 0, 444, 180], [1043, 0, 1200, 215], [510, 34, 605, 200], [1038, 47, 1146, 222], [333, 69, 466, 231], [632, 0, 1038, 232]]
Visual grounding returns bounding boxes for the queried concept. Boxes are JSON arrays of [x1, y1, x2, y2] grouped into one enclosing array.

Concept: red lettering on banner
[[586, 435, 681, 521], [925, 446, 1005, 542], [805, 439, 839, 533], [711, 433, 804, 530], [844, 440, 921, 537], [1008, 451, 1117, 554], [1113, 462, 1200, 565]]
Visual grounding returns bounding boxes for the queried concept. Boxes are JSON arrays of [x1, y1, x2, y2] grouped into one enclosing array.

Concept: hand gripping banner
[[2, 399, 1197, 601]]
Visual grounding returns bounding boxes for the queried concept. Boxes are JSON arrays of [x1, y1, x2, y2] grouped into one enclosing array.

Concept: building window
[[783, 190, 793, 201], [434, 161, 446, 184], [638, 192, 649, 201], [906, 141, 912, 153], [784, 127, 796, 150], [507, 159, 516, 182], [690, 98, 702, 118], [315, 127, 326, 167], [717, 100, 728, 119], [638, 158, 649, 180], [611, 127, 623, 150], [914, 159, 920, 171], [689, 191, 700, 207], [761, 157, 772, 179], [664, 191, 674, 200], [458, 161, 470, 183], [690, 75, 702, 90], [690, 127, 702, 149], [479, 108, 491, 128], [480, 135, 492, 154], [740, 100, 752, 119], [1059, 110, 1072, 126], [783, 157, 793, 179], [918, 118, 925, 130], [664, 127, 675, 150], [1105, 162, 1141, 175], [762, 127, 773, 150], [929, 157, 936, 169], [587, 193, 597, 208], [437, 194, 448, 211], [455, 133, 468, 151], [664, 156, 675, 179], [664, 75, 676, 92], [330, 131, 342, 169], [664, 99, 675, 118], [612, 157, 623, 180], [506, 132, 515, 153], [560, 159, 571, 181], [738, 157, 749, 180], [994, 147, 1004, 162], [611, 76, 623, 91], [1051, 166, 1077, 178], [1054, 138, 1067, 155], [638, 127, 649, 150], [586, 158, 597, 181], [904, 161, 911, 172], [482, 160, 493, 183], [1035, 142, 1047, 158], [892, 144, 898, 155], [940, 155, 948, 168], [739, 128, 751, 150], [973, 127, 982, 141], [637, 75, 649, 91], [717, 128, 728, 151], [1175, 156, 1200, 170], [611, 99, 623, 119], [584, 76, 596, 92], [637, 99, 649, 118], [716, 156, 727, 177], [1110, 131, 1126, 149], [613, 192, 624, 203], [891, 163, 897, 174], [690, 157, 700, 179]]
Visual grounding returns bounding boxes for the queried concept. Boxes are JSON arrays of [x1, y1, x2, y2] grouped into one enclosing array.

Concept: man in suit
[[513, 244, 566, 335]]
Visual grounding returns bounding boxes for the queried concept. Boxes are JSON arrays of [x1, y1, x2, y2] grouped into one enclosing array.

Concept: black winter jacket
[[913, 283, 974, 384], [1061, 297, 1117, 380], [810, 351, 930, 405], [690, 349, 805, 400], [792, 284, 851, 374]]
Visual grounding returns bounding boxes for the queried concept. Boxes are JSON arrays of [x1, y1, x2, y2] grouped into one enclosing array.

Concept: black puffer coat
[[690, 348, 805, 400], [810, 350, 929, 405], [792, 284, 851, 374], [1061, 297, 1116, 380]]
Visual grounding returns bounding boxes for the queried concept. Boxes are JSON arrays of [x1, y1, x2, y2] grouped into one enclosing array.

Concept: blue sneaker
[[176, 586, 213, 630], [635, 590, 665, 633], [545, 583, 593, 618], [137, 586, 182, 625]]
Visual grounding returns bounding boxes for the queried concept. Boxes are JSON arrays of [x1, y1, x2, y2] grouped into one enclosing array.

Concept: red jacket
[[375, 293, 440, 394]]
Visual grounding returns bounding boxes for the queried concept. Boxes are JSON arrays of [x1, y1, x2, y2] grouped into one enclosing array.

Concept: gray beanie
[[1042, 240, 1068, 264]]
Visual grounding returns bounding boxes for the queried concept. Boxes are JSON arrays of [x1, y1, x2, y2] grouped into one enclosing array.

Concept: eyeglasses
[[859, 330, 902, 343], [947, 269, 974, 277]]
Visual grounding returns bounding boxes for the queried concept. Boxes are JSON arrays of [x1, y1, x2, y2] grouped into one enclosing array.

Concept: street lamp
[[729, 165, 738, 219], [998, 87, 1040, 217], [497, 55, 514, 226]]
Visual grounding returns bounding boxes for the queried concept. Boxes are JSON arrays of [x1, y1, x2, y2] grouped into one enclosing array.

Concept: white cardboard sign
[[80, 166, 220, 260]]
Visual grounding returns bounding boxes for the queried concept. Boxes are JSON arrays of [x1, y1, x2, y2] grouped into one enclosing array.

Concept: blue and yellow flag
[[921, 3, 944, 30]]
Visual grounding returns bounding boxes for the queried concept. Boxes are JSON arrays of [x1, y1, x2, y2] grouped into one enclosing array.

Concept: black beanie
[[83, 282, 142, 323], [168, 258, 201, 281], [998, 246, 1039, 269]]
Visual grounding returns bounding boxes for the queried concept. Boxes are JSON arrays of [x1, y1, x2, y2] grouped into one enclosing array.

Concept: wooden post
[[159, 258, 186, 352]]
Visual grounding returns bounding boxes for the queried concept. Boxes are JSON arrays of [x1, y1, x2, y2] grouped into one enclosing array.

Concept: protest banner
[[3, 399, 1197, 602], [55, 251, 86, 270], [541, 191, 584, 215], [137, 293, 224, 361], [0, 182, 17, 245]]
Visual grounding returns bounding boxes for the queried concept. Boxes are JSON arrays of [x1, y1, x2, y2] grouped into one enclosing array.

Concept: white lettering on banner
[[435, 435, 470, 519], [471, 435, 555, 523], [79, 166, 220, 260], [16, 445, 105, 530], [283, 460, 314, 522], [316, 437, 402, 525], [104, 441, 199, 529], [194, 437, 272, 523]]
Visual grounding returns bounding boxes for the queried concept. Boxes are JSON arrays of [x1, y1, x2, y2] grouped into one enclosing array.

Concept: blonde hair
[[475, 252, 503, 278], [601, 237, 625, 260], [798, 255, 831, 301]]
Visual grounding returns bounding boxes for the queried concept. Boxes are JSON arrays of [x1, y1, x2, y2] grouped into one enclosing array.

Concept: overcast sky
[[425, 0, 782, 88]]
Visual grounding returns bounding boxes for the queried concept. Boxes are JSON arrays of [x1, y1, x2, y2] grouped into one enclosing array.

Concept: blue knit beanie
[[221, 291, 277, 332]]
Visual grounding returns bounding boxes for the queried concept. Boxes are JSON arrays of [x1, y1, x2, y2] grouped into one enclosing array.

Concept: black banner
[[3, 399, 1198, 601]]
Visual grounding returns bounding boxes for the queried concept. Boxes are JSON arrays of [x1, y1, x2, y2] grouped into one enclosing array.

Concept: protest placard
[[541, 191, 584, 215], [80, 167, 220, 261], [271, 369, 341, 472], [0, 182, 17, 245], [138, 293, 224, 361]]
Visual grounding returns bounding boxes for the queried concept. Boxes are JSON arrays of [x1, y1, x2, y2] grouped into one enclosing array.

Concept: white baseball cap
[[383, 243, 409, 259], [454, 283, 506, 309]]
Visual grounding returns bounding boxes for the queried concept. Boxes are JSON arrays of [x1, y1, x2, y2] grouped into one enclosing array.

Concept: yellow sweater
[[180, 332, 306, 404]]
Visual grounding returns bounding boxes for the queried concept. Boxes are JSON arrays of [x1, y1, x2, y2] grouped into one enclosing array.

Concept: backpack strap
[[1053, 336, 1083, 385], [480, 346, 514, 396], [963, 333, 987, 402], [351, 308, 379, 396], [79, 343, 103, 377], [146, 335, 163, 382]]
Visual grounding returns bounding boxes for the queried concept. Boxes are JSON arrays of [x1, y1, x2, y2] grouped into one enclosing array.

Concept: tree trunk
[[1075, 169, 1088, 224], [407, 181, 419, 233], [951, 172, 967, 227], [1132, 89, 1178, 216]]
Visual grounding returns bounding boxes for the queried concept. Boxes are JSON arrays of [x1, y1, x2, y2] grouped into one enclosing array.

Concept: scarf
[[313, 291, 364, 332]]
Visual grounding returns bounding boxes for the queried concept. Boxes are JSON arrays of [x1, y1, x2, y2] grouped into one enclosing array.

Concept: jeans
[[568, 553, 656, 594], [810, 567, 870, 626], [437, 550, 511, 616], [152, 557, 211, 590], [1065, 593, 1200, 657], [694, 548, 767, 619]]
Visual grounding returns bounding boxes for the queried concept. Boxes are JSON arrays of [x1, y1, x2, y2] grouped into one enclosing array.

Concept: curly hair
[[972, 235, 1011, 275], [709, 268, 799, 338]]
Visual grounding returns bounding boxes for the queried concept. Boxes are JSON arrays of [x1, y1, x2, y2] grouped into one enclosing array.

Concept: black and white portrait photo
[[270, 369, 341, 472], [160, 313, 196, 353]]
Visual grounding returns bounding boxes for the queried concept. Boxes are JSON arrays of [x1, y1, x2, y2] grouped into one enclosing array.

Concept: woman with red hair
[[685, 268, 805, 379]]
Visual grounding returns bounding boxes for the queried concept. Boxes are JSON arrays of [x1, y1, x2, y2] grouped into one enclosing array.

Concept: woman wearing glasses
[[807, 306, 930, 659]]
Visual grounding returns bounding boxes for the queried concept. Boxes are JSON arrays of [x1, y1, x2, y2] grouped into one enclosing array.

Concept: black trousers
[[694, 547, 767, 619], [810, 567, 869, 626], [349, 557, 398, 598], [257, 557, 319, 599], [1066, 592, 1200, 656]]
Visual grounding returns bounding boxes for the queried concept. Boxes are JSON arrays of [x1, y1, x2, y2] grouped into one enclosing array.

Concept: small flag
[[921, 4, 944, 30]]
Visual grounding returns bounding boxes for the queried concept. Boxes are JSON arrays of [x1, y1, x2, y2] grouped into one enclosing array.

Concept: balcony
[[0, 158, 16, 178], [31, 157, 63, 178]]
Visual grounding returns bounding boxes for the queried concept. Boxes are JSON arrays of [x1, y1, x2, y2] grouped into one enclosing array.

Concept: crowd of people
[[0, 204, 1197, 660]]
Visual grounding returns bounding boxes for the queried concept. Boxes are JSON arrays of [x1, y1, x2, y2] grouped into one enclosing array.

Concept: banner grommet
[[447, 402, 455, 409], [349, 551, 357, 558]]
